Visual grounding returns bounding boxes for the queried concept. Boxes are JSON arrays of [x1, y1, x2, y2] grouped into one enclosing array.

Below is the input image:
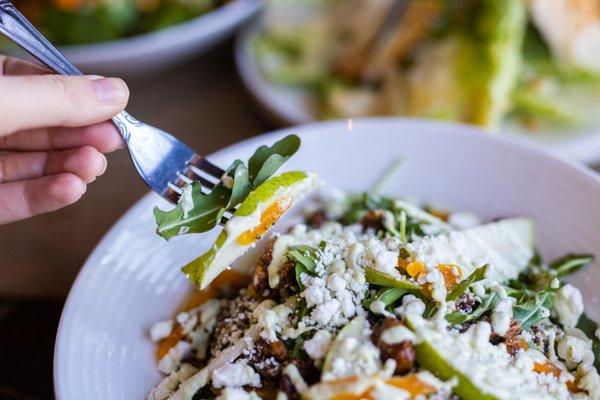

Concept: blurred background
[[1, 0, 600, 398]]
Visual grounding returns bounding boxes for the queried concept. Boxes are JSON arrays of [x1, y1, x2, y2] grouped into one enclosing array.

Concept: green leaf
[[288, 245, 319, 273], [446, 292, 499, 326], [225, 160, 252, 209], [550, 254, 594, 278], [248, 134, 301, 186], [295, 262, 310, 290], [154, 184, 229, 240], [576, 313, 600, 371], [447, 265, 488, 302], [154, 134, 302, 240], [364, 267, 422, 291], [513, 290, 555, 331], [364, 287, 408, 309]]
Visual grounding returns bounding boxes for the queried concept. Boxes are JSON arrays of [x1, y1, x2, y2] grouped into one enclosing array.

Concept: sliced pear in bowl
[[182, 171, 319, 289], [404, 217, 535, 283]]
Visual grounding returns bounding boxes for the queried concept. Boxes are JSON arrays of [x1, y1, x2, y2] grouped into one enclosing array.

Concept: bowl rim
[[53, 117, 600, 399], [235, 19, 600, 165]]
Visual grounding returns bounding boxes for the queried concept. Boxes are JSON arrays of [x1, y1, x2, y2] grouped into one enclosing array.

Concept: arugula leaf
[[248, 134, 301, 186], [295, 262, 309, 290], [447, 264, 488, 302], [512, 289, 555, 331], [549, 254, 594, 278], [446, 292, 499, 326], [288, 245, 319, 273], [576, 313, 600, 371], [154, 184, 229, 240], [224, 160, 252, 209], [154, 134, 300, 240], [364, 287, 408, 309]]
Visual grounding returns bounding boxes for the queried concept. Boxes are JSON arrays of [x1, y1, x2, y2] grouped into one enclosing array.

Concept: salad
[[5, 0, 230, 45], [253, 0, 600, 132], [147, 135, 600, 399]]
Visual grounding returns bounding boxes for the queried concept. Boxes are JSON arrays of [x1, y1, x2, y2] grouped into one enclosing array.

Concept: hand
[[0, 56, 129, 225]]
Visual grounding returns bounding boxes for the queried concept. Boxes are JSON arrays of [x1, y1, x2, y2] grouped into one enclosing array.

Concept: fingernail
[[99, 154, 108, 175], [91, 78, 128, 105]]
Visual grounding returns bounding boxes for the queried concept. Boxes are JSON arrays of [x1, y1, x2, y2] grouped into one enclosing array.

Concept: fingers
[[0, 74, 129, 136], [0, 55, 49, 76], [0, 173, 86, 225], [0, 146, 107, 184], [0, 121, 125, 153]]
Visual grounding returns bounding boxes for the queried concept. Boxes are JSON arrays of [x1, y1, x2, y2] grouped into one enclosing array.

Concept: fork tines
[[164, 154, 232, 226]]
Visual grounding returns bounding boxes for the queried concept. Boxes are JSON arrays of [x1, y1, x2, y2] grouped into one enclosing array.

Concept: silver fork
[[0, 0, 228, 209]]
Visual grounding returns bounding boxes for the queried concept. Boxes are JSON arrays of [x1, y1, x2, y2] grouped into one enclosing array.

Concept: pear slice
[[404, 218, 535, 283], [182, 171, 319, 289], [407, 316, 574, 400]]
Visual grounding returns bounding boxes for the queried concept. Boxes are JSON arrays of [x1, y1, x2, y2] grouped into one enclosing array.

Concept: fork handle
[[0, 0, 136, 141], [0, 0, 81, 75]]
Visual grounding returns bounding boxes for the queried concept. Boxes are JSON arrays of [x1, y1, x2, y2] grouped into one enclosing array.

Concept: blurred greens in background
[[254, 0, 600, 132], [7, 0, 229, 45]]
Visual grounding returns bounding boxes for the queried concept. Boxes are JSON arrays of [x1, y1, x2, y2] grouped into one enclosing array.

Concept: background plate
[[236, 24, 600, 165]]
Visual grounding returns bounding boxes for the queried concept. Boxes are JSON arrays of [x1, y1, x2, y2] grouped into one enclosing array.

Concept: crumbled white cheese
[[554, 284, 584, 329], [179, 184, 194, 219], [212, 360, 261, 389], [255, 301, 292, 342], [471, 282, 486, 298], [313, 299, 342, 326], [220, 174, 234, 190], [304, 285, 326, 307], [327, 274, 347, 292], [323, 337, 381, 381], [303, 330, 332, 361], [150, 320, 174, 342], [157, 340, 193, 374], [557, 330, 595, 369], [380, 325, 417, 344], [369, 300, 393, 317], [491, 297, 515, 336], [394, 295, 425, 319], [576, 363, 600, 399]]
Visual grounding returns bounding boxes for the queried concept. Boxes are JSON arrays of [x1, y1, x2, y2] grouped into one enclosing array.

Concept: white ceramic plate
[[9, 0, 261, 76], [235, 24, 600, 165], [54, 118, 600, 399]]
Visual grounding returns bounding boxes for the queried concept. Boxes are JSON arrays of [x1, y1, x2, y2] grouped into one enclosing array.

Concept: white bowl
[[54, 118, 600, 399], [235, 24, 600, 165], [10, 0, 262, 76]]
